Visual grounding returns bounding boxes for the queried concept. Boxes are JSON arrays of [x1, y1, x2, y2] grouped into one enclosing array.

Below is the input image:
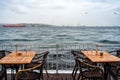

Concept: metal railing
[[0, 43, 120, 73]]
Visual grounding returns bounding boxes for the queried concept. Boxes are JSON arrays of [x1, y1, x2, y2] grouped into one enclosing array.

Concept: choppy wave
[[99, 40, 120, 44], [55, 34, 68, 37], [0, 39, 42, 42]]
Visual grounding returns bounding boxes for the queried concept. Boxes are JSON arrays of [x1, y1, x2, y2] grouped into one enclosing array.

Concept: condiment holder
[[15, 44, 22, 56], [99, 52, 104, 57], [96, 44, 98, 55], [17, 52, 22, 56]]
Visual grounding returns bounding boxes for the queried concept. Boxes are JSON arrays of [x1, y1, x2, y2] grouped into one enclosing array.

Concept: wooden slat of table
[[0, 51, 36, 64], [81, 50, 120, 63], [7, 51, 36, 57]]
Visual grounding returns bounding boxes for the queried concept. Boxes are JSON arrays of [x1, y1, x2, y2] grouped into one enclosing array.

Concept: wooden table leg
[[104, 63, 109, 80], [5, 67, 7, 80]]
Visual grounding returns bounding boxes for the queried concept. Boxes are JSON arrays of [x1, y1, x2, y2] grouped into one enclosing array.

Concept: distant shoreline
[[0, 23, 120, 27]]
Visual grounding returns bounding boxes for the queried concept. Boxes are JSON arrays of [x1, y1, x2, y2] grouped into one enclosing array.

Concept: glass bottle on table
[[96, 44, 98, 55], [15, 44, 18, 55], [25, 49, 27, 57]]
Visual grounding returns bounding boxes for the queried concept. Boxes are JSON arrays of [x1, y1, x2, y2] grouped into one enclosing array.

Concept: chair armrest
[[32, 59, 43, 63], [33, 51, 48, 60], [82, 61, 104, 74], [117, 66, 120, 75], [34, 54, 44, 58], [15, 64, 42, 80], [33, 55, 43, 61]]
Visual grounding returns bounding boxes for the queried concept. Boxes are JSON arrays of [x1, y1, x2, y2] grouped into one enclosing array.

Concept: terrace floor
[[6, 73, 73, 80], [3, 73, 115, 80]]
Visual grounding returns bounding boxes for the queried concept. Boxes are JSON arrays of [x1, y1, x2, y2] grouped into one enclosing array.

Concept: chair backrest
[[116, 50, 120, 58], [71, 50, 82, 67], [75, 57, 85, 73], [35, 58, 47, 70], [71, 50, 77, 57], [0, 67, 5, 79], [0, 51, 6, 80], [0, 50, 6, 59], [72, 50, 82, 56], [0, 50, 11, 59], [109, 50, 120, 58], [33, 51, 49, 62], [42, 51, 49, 60], [117, 66, 120, 79], [71, 50, 85, 60]]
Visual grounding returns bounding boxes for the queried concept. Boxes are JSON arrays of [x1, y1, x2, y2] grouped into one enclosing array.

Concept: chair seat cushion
[[108, 69, 118, 80], [5, 64, 18, 68], [19, 72, 40, 80], [82, 70, 102, 78], [25, 62, 40, 68]]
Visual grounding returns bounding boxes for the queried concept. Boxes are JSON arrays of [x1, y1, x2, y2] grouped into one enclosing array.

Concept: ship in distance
[[3, 24, 26, 27]]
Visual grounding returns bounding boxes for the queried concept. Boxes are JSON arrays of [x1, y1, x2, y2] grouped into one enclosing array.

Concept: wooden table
[[0, 51, 36, 80], [81, 50, 120, 80], [81, 50, 120, 63], [0, 51, 36, 64]]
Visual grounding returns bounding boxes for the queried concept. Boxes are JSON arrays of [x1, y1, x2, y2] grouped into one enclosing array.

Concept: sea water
[[0, 26, 120, 45]]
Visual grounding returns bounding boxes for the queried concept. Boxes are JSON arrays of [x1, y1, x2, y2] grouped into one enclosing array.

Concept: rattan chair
[[108, 50, 120, 69], [0, 65, 6, 80], [107, 66, 120, 80], [71, 50, 79, 80], [75, 57, 104, 80], [25, 51, 49, 78], [71, 50, 88, 80], [15, 58, 47, 80]]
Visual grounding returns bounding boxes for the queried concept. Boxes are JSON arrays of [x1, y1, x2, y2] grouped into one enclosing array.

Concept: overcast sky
[[0, 0, 120, 26]]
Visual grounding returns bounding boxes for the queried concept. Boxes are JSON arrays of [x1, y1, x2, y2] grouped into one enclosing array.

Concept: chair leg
[[77, 73, 81, 80], [5, 68, 7, 80], [73, 68, 79, 80], [11, 68, 14, 80], [72, 65, 77, 77], [16, 65, 19, 73], [44, 66, 49, 78], [39, 68, 44, 80]]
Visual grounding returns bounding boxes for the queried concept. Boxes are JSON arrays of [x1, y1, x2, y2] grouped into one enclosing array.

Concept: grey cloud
[[0, 0, 120, 26], [0, 0, 13, 9], [10, 8, 26, 14], [51, 6, 66, 10]]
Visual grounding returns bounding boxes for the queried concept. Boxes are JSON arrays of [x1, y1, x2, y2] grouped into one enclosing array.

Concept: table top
[[0, 51, 36, 64], [81, 50, 120, 63]]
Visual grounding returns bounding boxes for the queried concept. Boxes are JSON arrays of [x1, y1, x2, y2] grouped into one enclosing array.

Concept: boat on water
[[3, 24, 26, 28]]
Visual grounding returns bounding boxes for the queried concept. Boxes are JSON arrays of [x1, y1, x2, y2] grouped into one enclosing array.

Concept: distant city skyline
[[0, 0, 120, 26]]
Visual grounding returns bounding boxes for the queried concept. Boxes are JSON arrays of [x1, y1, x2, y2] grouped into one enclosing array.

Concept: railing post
[[56, 44, 59, 74]]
